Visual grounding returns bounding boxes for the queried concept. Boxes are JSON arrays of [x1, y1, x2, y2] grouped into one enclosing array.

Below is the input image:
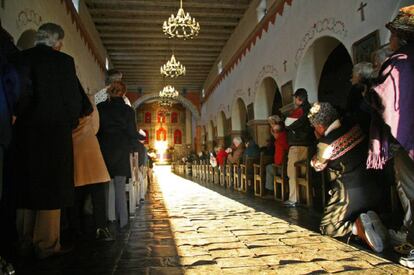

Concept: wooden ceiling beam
[[92, 18, 239, 27], [111, 56, 216, 62], [100, 33, 229, 40], [96, 25, 234, 34], [106, 46, 222, 51], [86, 0, 250, 10], [89, 9, 245, 19], [103, 40, 226, 46], [109, 52, 219, 57]]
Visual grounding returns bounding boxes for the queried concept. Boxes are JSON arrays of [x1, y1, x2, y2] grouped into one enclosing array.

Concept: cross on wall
[[358, 2, 367, 21]]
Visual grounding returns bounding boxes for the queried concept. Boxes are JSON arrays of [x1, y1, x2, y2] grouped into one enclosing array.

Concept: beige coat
[[72, 106, 110, 187]]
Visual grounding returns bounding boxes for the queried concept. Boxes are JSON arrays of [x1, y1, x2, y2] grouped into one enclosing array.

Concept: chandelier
[[162, 0, 200, 39], [160, 54, 186, 78], [159, 100, 174, 107], [159, 85, 179, 98]]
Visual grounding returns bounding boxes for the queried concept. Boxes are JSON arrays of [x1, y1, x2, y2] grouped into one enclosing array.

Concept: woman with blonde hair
[[71, 82, 112, 240], [97, 81, 139, 228]]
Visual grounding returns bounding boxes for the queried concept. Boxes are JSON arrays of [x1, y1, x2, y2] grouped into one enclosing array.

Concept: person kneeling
[[308, 102, 386, 253]]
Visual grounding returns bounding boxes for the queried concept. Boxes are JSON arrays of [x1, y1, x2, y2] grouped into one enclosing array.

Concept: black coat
[[10, 45, 82, 210], [286, 102, 315, 146], [97, 97, 139, 178]]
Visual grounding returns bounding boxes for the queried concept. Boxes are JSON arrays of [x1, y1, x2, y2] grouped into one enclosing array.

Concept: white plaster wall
[[201, 0, 410, 129], [0, 0, 106, 94]]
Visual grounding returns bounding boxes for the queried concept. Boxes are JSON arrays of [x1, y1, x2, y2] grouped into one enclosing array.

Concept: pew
[[240, 156, 260, 193], [219, 165, 226, 186], [273, 155, 288, 201], [253, 153, 274, 197], [233, 164, 240, 191], [295, 148, 313, 207], [225, 164, 232, 188], [213, 166, 220, 184], [208, 164, 214, 183]]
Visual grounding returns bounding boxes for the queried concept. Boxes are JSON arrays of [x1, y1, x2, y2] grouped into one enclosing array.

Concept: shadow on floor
[[14, 180, 180, 275]]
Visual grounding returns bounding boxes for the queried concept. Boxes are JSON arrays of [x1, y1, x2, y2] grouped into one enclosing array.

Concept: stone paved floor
[[17, 165, 410, 274]]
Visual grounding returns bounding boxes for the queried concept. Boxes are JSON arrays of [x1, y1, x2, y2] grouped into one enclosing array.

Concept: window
[[143, 130, 149, 144], [171, 112, 178, 123], [174, 129, 182, 144], [156, 127, 167, 141], [72, 0, 80, 12], [202, 89, 205, 98], [145, 112, 151, 123], [157, 113, 166, 123]]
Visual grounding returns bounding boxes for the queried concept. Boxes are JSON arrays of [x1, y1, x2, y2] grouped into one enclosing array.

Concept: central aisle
[[144, 166, 408, 274]]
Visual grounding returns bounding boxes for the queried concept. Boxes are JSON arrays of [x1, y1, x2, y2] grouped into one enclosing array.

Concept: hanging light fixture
[[159, 99, 174, 107], [160, 54, 186, 78], [159, 85, 179, 98], [162, 0, 200, 40]]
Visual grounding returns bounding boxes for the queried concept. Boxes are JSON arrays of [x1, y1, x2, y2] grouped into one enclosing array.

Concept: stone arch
[[231, 98, 247, 132], [207, 120, 214, 142], [254, 77, 282, 119], [132, 93, 200, 120], [295, 36, 351, 103], [216, 111, 226, 137]]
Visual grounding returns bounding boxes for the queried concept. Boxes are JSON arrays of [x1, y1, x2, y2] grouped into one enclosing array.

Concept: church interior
[[1, 0, 414, 274]]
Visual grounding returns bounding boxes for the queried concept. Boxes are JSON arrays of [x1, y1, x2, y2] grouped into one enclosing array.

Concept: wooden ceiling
[[85, 0, 252, 94]]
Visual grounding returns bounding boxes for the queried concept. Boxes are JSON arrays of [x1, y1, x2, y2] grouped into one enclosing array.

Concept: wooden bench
[[213, 166, 220, 184], [253, 153, 274, 197], [273, 155, 288, 201], [225, 164, 232, 188], [295, 153, 312, 207], [208, 164, 214, 183], [240, 156, 260, 193], [219, 165, 226, 186], [233, 164, 240, 191]]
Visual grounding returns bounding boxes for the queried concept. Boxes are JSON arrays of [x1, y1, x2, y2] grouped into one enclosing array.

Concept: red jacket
[[216, 149, 228, 166], [289, 107, 304, 119], [274, 130, 289, 165]]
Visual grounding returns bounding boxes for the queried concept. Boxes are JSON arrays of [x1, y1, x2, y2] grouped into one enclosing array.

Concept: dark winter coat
[[97, 97, 139, 178], [286, 102, 314, 146], [10, 44, 82, 210]]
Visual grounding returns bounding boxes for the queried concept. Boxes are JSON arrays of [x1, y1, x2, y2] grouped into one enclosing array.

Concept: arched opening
[[295, 36, 352, 104], [216, 111, 226, 137], [157, 113, 166, 123], [318, 44, 353, 110], [174, 129, 182, 145], [254, 77, 282, 119], [16, 29, 36, 50], [144, 112, 151, 123], [143, 129, 149, 144], [208, 121, 214, 141], [156, 127, 167, 141], [171, 112, 178, 123], [231, 98, 247, 132]]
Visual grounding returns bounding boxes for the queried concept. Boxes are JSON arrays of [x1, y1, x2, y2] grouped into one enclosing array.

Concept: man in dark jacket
[[0, 22, 20, 265], [10, 23, 82, 259], [284, 89, 314, 207]]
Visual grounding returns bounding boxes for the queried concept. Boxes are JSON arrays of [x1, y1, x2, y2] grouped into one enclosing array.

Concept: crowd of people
[[0, 21, 151, 267], [183, 5, 414, 268]]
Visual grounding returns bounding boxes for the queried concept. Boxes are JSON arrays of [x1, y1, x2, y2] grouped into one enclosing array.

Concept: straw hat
[[386, 5, 414, 41]]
